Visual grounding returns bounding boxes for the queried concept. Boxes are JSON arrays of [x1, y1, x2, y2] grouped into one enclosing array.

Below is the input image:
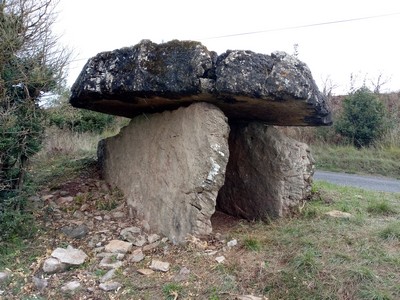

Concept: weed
[[347, 266, 376, 283], [367, 200, 397, 215], [243, 237, 262, 251], [162, 283, 183, 300], [379, 222, 400, 240], [291, 247, 321, 274]]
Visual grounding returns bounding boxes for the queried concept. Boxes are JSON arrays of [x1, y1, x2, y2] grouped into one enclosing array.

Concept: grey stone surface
[[217, 123, 314, 220], [42, 257, 67, 274], [98, 102, 229, 243], [51, 246, 88, 265], [150, 260, 170, 272], [61, 281, 81, 292], [100, 269, 116, 283], [104, 240, 133, 253], [61, 224, 89, 239], [70, 40, 331, 126], [0, 271, 10, 283], [99, 281, 122, 291]]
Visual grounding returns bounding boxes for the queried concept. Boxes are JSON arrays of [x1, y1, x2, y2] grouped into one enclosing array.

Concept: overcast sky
[[55, 0, 400, 95]]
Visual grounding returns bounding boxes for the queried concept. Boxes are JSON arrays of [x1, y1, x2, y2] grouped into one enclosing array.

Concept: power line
[[199, 12, 400, 40], [69, 12, 400, 63]]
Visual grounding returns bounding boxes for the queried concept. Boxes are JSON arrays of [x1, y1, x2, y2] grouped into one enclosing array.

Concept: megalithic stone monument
[[70, 39, 331, 243]]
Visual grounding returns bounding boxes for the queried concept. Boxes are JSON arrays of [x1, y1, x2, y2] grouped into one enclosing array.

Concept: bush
[[334, 88, 387, 148], [46, 97, 116, 134]]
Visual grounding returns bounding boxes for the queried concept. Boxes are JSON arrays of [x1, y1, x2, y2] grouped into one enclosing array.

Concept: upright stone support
[[98, 103, 229, 243], [217, 123, 314, 220]]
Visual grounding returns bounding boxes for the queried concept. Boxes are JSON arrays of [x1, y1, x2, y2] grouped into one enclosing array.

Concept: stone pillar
[[98, 103, 229, 243], [217, 122, 314, 220]]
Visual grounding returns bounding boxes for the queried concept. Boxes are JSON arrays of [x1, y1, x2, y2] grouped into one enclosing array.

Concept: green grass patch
[[243, 237, 262, 251], [311, 144, 400, 178], [162, 283, 183, 300], [379, 221, 400, 240]]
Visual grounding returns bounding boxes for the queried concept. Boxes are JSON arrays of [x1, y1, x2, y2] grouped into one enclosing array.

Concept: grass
[[311, 144, 400, 178], [1, 127, 400, 299]]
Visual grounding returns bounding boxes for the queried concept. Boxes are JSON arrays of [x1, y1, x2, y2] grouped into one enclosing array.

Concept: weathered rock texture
[[217, 123, 314, 220], [70, 40, 331, 126], [98, 102, 229, 242]]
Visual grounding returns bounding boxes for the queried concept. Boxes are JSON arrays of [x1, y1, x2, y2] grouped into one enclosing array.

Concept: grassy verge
[[311, 144, 400, 179]]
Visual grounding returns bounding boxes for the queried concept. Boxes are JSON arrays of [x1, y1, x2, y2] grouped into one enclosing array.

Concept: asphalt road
[[314, 170, 400, 193]]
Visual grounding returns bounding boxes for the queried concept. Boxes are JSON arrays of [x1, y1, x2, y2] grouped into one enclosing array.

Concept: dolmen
[[70, 40, 332, 243]]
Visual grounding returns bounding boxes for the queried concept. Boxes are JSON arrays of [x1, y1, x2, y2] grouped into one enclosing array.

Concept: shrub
[[335, 88, 387, 148]]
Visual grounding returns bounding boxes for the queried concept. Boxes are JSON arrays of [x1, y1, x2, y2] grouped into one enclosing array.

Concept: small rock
[[51, 245, 88, 265], [150, 260, 170, 272], [143, 241, 160, 252], [174, 266, 190, 282], [32, 276, 48, 292], [61, 224, 89, 239], [325, 210, 353, 219], [59, 190, 69, 196], [104, 240, 133, 254], [72, 210, 85, 219], [100, 269, 116, 283], [128, 249, 145, 262], [42, 194, 54, 201], [94, 215, 103, 221], [137, 268, 154, 276], [97, 252, 125, 260], [104, 215, 111, 220], [132, 235, 147, 247], [99, 281, 122, 291], [0, 271, 10, 283], [205, 250, 218, 256], [42, 257, 67, 274], [215, 256, 225, 263], [237, 296, 264, 300], [147, 233, 160, 244], [99, 256, 123, 269], [227, 239, 238, 247], [56, 196, 74, 205], [112, 211, 125, 219], [61, 280, 81, 292], [80, 203, 89, 211], [120, 227, 142, 243]]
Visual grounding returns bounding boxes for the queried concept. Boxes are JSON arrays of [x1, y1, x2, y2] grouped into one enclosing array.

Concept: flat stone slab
[[70, 40, 331, 126], [51, 246, 88, 265]]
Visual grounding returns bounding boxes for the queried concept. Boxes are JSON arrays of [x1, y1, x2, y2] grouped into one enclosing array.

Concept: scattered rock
[[61, 280, 81, 292], [51, 245, 88, 265], [99, 281, 122, 291], [94, 215, 103, 221], [142, 241, 160, 252], [150, 260, 170, 272], [237, 295, 265, 300], [137, 269, 154, 276], [111, 211, 125, 219], [0, 271, 10, 283], [215, 256, 225, 263], [42, 257, 67, 274], [174, 267, 190, 282], [32, 276, 48, 292], [227, 239, 237, 248], [72, 210, 85, 219], [55, 196, 74, 206], [325, 210, 353, 219], [100, 269, 116, 283], [42, 194, 54, 201], [99, 256, 123, 269], [147, 233, 160, 244], [120, 227, 142, 243], [104, 240, 133, 254], [61, 224, 89, 239], [128, 249, 145, 263]]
